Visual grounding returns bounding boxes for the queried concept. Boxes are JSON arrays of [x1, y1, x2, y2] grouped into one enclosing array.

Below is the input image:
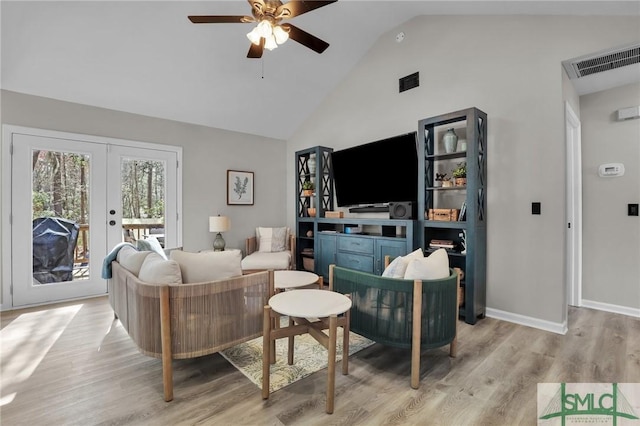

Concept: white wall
[[287, 15, 640, 328], [0, 90, 287, 309], [580, 82, 640, 312]]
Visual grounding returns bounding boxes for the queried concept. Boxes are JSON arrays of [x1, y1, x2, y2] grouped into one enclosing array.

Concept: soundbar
[[349, 205, 390, 213]]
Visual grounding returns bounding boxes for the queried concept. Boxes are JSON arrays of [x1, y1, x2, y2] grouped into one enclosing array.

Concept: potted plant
[[434, 173, 448, 188], [453, 162, 466, 186], [302, 181, 314, 196]]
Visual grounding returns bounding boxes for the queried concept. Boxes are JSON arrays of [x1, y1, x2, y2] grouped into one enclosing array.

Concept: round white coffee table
[[262, 289, 352, 414], [274, 270, 322, 291]]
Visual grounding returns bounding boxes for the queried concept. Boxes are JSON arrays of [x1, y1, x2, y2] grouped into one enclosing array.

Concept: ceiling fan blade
[[248, 0, 265, 16], [276, 1, 337, 19], [247, 39, 265, 58], [281, 24, 329, 54], [188, 15, 253, 24]]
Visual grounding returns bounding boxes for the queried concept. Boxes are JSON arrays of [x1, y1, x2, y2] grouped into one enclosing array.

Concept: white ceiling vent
[[563, 44, 640, 79]]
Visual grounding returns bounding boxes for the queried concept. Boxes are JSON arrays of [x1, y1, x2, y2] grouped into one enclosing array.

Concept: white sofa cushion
[[257, 227, 289, 252], [136, 236, 167, 260], [138, 252, 183, 284], [116, 245, 151, 276], [170, 250, 242, 283], [404, 248, 450, 281], [241, 250, 291, 271]]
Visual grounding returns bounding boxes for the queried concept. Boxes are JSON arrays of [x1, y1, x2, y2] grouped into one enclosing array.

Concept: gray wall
[[581, 82, 640, 309], [1, 90, 287, 307], [287, 15, 640, 328]]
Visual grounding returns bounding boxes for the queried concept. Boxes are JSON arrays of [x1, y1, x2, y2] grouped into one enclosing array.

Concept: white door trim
[[565, 102, 583, 308], [1, 125, 183, 311]]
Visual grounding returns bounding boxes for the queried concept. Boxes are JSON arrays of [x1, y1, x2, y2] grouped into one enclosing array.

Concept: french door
[[8, 127, 180, 307]]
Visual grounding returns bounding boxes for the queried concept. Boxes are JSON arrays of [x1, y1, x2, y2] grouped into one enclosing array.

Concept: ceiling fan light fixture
[[264, 34, 278, 51], [256, 20, 273, 38], [247, 27, 262, 45], [273, 25, 289, 44]]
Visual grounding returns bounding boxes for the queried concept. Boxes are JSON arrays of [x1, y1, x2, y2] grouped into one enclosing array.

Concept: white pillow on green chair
[[404, 248, 450, 280], [382, 248, 424, 278]]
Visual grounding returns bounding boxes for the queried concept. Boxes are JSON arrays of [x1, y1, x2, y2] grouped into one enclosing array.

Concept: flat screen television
[[331, 132, 418, 207]]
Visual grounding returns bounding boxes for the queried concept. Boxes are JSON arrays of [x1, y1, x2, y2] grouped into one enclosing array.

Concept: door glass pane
[[120, 159, 165, 247], [32, 150, 90, 284]]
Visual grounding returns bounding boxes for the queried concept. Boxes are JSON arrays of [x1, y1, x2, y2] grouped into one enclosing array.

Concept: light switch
[[532, 202, 541, 215]]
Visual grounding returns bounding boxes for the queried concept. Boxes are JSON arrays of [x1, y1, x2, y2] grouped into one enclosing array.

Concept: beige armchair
[[241, 232, 295, 273]]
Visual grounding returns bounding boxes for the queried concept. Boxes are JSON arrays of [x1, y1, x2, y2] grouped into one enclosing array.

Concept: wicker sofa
[[329, 261, 460, 389], [107, 247, 274, 401]]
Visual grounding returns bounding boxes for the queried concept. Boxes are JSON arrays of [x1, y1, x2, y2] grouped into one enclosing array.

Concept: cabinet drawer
[[337, 236, 374, 254], [336, 252, 374, 273]]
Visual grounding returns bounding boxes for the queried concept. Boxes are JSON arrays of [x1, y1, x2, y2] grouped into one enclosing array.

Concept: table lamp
[[209, 215, 230, 251]]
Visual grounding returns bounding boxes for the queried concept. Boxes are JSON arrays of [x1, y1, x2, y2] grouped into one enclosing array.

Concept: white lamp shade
[[209, 216, 230, 233]]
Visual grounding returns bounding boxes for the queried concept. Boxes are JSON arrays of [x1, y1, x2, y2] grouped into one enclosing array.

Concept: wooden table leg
[[342, 305, 350, 376], [262, 305, 271, 399], [326, 314, 337, 414], [287, 316, 294, 365]]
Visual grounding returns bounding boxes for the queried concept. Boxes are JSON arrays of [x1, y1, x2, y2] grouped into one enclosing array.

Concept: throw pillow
[[381, 248, 425, 278], [136, 236, 167, 260], [169, 250, 242, 283], [138, 252, 183, 284], [257, 227, 288, 252], [116, 245, 151, 276], [404, 248, 450, 281]]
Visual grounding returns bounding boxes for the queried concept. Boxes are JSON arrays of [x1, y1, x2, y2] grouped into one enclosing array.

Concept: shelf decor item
[[302, 180, 314, 196], [227, 170, 254, 205], [457, 139, 467, 152], [435, 173, 448, 188], [453, 162, 467, 186], [443, 128, 458, 153], [428, 208, 459, 221], [307, 154, 317, 174]]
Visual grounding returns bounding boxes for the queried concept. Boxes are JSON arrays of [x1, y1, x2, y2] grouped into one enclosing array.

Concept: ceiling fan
[[188, 0, 337, 58]]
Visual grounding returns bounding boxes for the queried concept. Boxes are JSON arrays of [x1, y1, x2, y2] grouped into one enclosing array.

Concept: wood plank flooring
[[1, 296, 638, 425]]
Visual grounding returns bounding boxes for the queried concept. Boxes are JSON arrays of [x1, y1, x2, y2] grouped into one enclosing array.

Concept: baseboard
[[580, 299, 640, 318], [485, 308, 568, 335]]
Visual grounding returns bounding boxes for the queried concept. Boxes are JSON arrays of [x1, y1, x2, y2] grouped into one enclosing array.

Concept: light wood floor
[[1, 296, 638, 425]]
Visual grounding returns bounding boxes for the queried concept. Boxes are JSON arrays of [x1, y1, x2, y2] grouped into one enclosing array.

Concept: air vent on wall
[[399, 72, 419, 92], [563, 43, 640, 79]]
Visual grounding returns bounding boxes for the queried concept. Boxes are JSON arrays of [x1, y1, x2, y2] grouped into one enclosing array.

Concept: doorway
[[565, 102, 583, 308], [3, 126, 182, 308]]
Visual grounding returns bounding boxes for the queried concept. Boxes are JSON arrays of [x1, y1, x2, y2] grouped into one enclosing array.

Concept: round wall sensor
[[396, 32, 405, 43]]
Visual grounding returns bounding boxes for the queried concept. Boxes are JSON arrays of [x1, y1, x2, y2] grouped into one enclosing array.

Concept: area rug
[[220, 321, 374, 393]]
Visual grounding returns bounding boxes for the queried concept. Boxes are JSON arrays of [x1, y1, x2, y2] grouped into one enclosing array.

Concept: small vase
[[455, 178, 467, 187], [307, 155, 317, 175], [457, 139, 467, 152], [443, 128, 458, 154]]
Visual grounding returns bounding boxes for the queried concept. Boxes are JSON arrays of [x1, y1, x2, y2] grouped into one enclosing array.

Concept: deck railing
[[74, 219, 164, 265]]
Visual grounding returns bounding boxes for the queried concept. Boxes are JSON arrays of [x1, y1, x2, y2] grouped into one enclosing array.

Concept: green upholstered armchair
[[329, 261, 460, 389]]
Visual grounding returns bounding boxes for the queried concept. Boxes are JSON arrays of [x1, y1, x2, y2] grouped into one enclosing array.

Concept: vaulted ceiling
[[2, 1, 638, 140]]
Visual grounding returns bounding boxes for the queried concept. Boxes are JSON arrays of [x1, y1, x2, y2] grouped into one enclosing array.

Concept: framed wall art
[[227, 170, 254, 205]]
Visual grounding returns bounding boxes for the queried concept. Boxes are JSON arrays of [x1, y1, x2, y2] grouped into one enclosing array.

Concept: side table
[[262, 289, 352, 414], [274, 270, 323, 291]]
